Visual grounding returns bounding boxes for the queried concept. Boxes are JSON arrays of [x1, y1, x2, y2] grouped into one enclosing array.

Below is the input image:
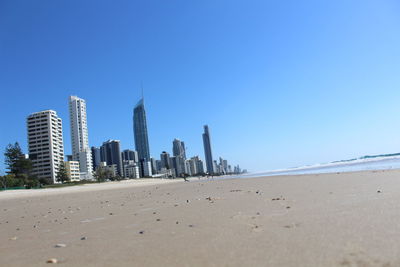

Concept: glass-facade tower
[[133, 98, 150, 161], [202, 125, 214, 174]]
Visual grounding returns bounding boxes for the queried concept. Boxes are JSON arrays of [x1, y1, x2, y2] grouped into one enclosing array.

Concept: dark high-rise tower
[[100, 140, 123, 176], [133, 98, 150, 161], [202, 125, 214, 174], [91, 146, 101, 171]]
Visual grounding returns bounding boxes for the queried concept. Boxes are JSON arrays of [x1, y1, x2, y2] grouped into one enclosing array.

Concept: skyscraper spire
[[141, 81, 144, 100]]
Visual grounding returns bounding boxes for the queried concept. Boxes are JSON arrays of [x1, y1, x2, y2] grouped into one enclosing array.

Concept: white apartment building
[[69, 95, 93, 179], [142, 160, 152, 177], [27, 110, 65, 184], [65, 160, 80, 181], [123, 160, 140, 179]]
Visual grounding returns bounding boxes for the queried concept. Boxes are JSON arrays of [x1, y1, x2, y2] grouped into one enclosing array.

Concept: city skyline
[[17, 93, 240, 181], [2, 2, 400, 265]]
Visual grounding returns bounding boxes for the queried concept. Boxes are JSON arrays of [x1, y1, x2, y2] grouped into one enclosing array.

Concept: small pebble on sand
[[46, 258, 58, 264]]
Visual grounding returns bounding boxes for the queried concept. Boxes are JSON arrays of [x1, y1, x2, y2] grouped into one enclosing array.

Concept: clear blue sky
[[1, 0, 400, 173]]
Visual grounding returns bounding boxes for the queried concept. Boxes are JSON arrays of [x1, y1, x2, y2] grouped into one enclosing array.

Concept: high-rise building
[[171, 156, 186, 177], [160, 151, 171, 169], [173, 139, 186, 159], [69, 96, 93, 179], [150, 157, 157, 174], [133, 98, 150, 161], [121, 149, 138, 162], [155, 160, 162, 172], [185, 160, 192, 176], [234, 165, 241, 174], [196, 158, 205, 175], [100, 140, 123, 176], [202, 125, 214, 174], [27, 110, 65, 184], [188, 156, 204, 176], [227, 165, 232, 173], [219, 157, 228, 174], [213, 160, 219, 174], [91, 146, 101, 171]]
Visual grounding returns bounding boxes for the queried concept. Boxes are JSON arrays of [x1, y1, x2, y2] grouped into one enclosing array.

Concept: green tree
[[4, 142, 33, 176], [0, 174, 26, 189], [4, 142, 35, 188], [56, 162, 70, 184], [94, 167, 113, 182]]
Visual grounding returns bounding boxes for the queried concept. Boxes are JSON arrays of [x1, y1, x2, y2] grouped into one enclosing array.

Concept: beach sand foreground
[[1, 170, 400, 266]]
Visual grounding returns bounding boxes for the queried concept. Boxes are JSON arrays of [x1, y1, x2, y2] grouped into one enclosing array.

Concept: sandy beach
[[1, 170, 400, 266]]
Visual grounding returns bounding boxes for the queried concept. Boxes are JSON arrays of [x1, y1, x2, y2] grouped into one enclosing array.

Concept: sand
[[1, 170, 400, 266]]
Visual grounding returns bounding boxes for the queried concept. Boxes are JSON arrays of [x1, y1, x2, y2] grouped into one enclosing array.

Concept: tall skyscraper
[[172, 138, 186, 159], [100, 140, 123, 176], [91, 146, 101, 171], [133, 98, 150, 161], [172, 138, 186, 176], [69, 96, 93, 179], [202, 125, 214, 174], [27, 110, 65, 184]]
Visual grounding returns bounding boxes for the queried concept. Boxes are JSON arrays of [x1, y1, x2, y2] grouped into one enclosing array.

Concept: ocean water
[[230, 155, 400, 179]]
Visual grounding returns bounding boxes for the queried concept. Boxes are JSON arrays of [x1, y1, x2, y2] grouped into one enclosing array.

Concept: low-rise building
[[123, 160, 140, 179], [97, 162, 118, 178], [65, 161, 80, 181]]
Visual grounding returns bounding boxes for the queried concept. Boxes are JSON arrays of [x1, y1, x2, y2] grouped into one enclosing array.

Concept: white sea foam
[[233, 155, 400, 178]]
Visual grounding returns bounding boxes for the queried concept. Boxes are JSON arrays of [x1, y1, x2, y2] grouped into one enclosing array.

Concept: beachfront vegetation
[[56, 162, 70, 184], [1, 142, 47, 189], [94, 167, 113, 183]]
